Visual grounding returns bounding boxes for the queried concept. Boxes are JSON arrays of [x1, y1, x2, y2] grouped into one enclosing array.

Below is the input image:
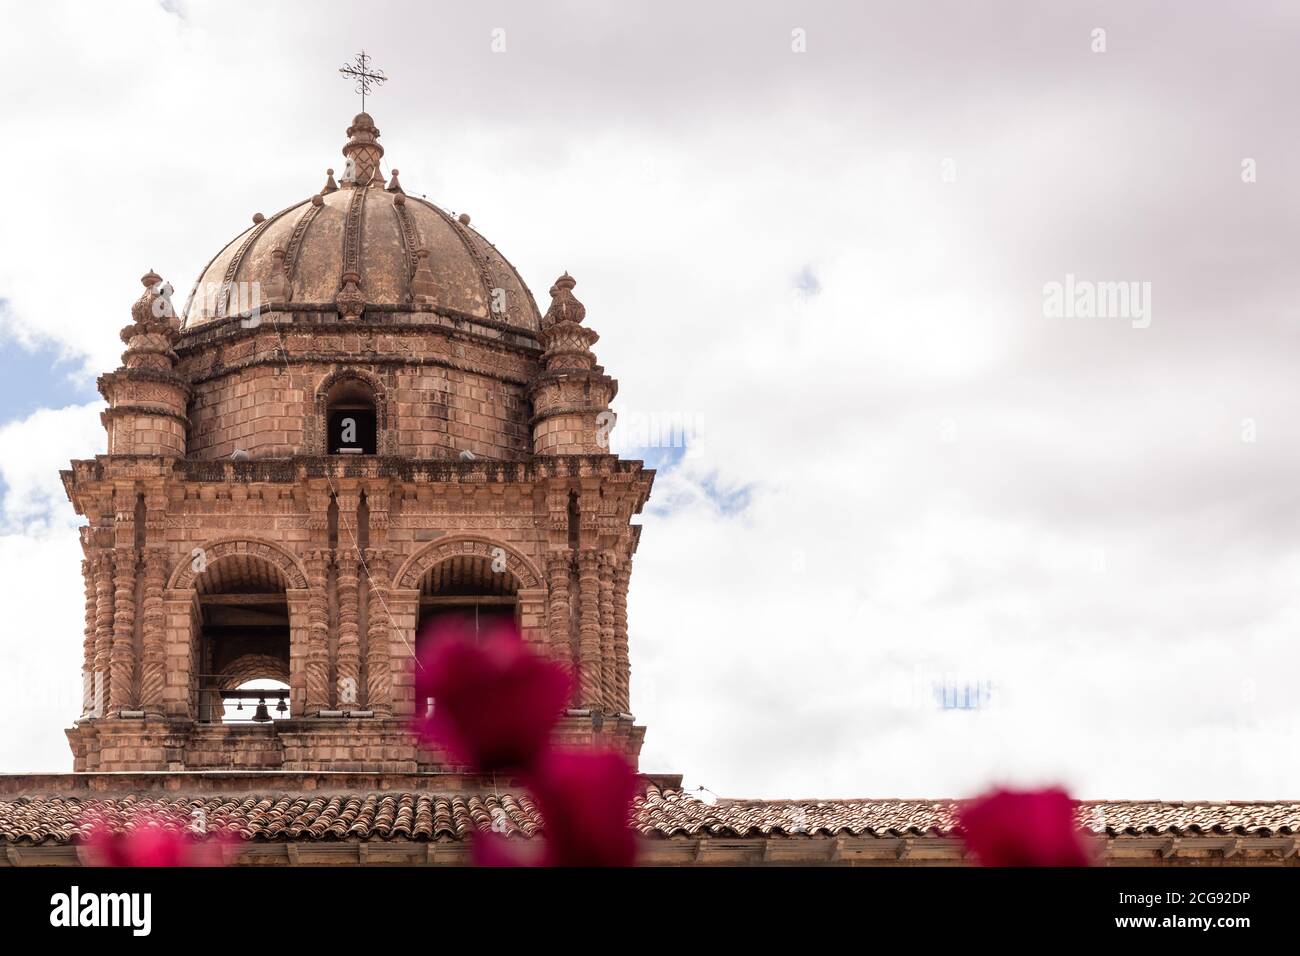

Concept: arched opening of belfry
[[415, 554, 520, 651], [191, 555, 291, 722]]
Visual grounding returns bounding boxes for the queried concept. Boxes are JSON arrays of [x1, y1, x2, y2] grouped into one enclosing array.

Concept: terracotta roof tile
[[0, 785, 1296, 845]]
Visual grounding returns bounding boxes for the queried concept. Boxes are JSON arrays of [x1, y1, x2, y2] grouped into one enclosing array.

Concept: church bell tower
[[62, 112, 654, 774]]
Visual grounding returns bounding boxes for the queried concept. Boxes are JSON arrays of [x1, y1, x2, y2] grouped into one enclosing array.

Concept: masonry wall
[[65, 460, 650, 772], [186, 364, 307, 459], [179, 322, 539, 461], [107, 411, 188, 457]]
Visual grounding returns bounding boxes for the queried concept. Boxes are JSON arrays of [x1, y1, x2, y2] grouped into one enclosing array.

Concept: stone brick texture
[[64, 294, 654, 775]]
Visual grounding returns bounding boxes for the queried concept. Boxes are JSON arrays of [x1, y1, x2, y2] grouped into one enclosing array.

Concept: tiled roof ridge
[[1, 784, 1297, 845]]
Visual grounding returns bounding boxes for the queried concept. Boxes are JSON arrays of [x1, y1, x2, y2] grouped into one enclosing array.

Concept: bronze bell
[[275, 697, 288, 715], [251, 698, 272, 722]]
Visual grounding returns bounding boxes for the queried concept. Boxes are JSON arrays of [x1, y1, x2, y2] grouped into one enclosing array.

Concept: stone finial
[[386, 168, 404, 194], [543, 272, 587, 327], [252, 212, 265, 224], [129, 270, 175, 327], [457, 212, 471, 225], [120, 271, 180, 370], [411, 249, 437, 306], [264, 248, 290, 304], [342, 112, 384, 188], [321, 168, 338, 194], [530, 270, 616, 455], [538, 272, 601, 373]]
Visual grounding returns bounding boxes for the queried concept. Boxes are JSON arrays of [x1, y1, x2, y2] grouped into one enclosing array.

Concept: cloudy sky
[[1, 0, 1299, 800]]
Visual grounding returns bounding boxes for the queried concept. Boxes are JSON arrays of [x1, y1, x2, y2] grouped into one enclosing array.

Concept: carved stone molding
[[168, 536, 309, 590], [394, 535, 542, 591]]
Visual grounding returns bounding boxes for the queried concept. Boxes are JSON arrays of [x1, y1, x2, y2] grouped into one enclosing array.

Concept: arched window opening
[[326, 377, 378, 455], [193, 556, 291, 722], [415, 555, 521, 719]]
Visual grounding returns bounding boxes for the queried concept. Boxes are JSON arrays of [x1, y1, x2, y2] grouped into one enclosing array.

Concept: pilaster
[[577, 548, 603, 709], [364, 547, 392, 716], [303, 548, 331, 714], [336, 544, 361, 709], [613, 556, 632, 715], [598, 551, 616, 713], [139, 547, 169, 713]]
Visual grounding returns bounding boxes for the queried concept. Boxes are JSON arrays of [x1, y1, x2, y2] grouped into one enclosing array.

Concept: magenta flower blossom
[[958, 787, 1090, 867], [82, 811, 232, 867], [470, 831, 544, 868], [528, 748, 639, 867], [413, 616, 574, 773]]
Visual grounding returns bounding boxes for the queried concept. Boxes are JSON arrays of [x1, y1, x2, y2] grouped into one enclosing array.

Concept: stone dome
[[181, 113, 541, 332]]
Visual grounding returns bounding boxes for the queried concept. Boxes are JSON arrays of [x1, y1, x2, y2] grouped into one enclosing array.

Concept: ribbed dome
[[181, 114, 541, 332]]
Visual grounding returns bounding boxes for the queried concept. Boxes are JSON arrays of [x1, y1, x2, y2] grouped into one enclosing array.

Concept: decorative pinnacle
[[122, 270, 180, 368], [129, 270, 173, 326], [543, 272, 587, 327], [341, 112, 384, 188]]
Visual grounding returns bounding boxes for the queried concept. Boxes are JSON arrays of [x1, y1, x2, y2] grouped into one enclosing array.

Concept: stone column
[[110, 547, 137, 712], [363, 547, 392, 716], [546, 551, 573, 666], [80, 558, 95, 716], [138, 547, 168, 713], [613, 558, 631, 714], [598, 552, 616, 713], [576, 549, 603, 709], [336, 545, 361, 709], [93, 551, 115, 716], [303, 548, 331, 714]]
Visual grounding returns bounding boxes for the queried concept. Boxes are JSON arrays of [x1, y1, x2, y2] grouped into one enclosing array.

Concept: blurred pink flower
[[528, 748, 639, 867], [470, 831, 544, 868], [413, 617, 574, 773], [958, 787, 1090, 867], [82, 810, 233, 867]]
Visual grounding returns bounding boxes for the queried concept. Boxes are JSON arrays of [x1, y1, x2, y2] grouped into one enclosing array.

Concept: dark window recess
[[417, 605, 517, 652], [329, 408, 377, 454]]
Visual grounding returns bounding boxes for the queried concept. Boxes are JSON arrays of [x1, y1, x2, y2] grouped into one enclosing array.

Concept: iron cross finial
[[339, 50, 387, 112]]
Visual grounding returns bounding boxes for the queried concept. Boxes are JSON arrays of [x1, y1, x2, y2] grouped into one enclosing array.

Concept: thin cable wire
[[254, 303, 419, 667]]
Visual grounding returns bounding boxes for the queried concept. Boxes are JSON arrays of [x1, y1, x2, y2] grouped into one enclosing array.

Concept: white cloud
[[0, 403, 104, 529], [0, 403, 103, 771]]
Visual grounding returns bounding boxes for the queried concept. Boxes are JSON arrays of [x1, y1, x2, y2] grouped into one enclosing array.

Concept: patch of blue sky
[[0, 302, 98, 424]]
